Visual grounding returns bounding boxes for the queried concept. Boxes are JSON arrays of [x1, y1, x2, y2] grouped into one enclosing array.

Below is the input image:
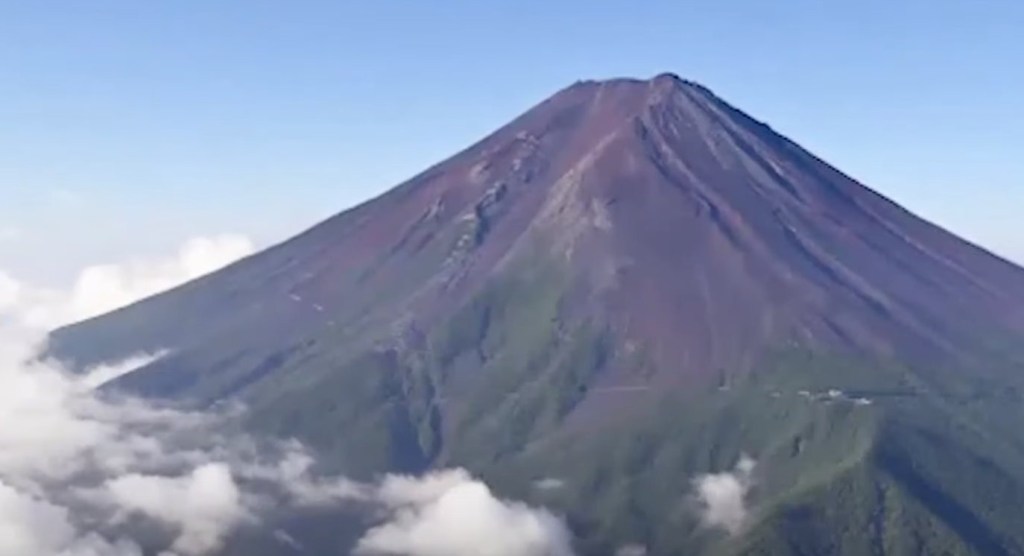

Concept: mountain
[[50, 74, 1024, 555]]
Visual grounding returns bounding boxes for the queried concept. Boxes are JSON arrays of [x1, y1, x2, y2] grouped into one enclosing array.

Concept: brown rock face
[[51, 74, 1024, 393], [45, 74, 1024, 555]]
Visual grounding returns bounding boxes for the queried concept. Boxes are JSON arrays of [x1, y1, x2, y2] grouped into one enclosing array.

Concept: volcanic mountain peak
[[47, 74, 1024, 555], [52, 73, 1024, 384], [569, 71, 699, 94]]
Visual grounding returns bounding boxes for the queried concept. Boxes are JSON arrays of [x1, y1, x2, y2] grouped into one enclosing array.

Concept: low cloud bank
[[693, 455, 756, 535], [0, 233, 254, 329], [0, 235, 573, 556], [0, 327, 340, 555]]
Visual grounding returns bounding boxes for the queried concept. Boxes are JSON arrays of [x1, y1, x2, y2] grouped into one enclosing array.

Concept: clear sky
[[2, 1, 1022, 284]]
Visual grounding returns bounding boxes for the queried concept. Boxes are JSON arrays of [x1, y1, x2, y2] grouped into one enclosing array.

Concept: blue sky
[[1, 1, 1022, 283]]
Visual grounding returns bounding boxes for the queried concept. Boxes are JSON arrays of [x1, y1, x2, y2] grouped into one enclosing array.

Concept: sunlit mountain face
[[46, 74, 1024, 555]]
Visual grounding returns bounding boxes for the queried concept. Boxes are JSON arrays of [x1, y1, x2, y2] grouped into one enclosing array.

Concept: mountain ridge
[[52, 73, 1024, 374], [48, 73, 1024, 555]]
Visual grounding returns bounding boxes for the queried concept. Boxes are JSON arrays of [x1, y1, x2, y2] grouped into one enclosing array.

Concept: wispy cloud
[[81, 350, 170, 388], [0, 225, 23, 243], [533, 477, 566, 491]]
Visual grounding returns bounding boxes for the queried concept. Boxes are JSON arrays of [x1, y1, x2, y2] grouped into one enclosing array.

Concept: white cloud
[[0, 271, 22, 310], [693, 455, 756, 535], [357, 469, 574, 556], [0, 236, 271, 555], [98, 464, 248, 555], [64, 234, 254, 325], [0, 481, 144, 556], [237, 443, 368, 508], [0, 323, 326, 555], [0, 481, 78, 555], [0, 233, 254, 330], [0, 352, 114, 479]]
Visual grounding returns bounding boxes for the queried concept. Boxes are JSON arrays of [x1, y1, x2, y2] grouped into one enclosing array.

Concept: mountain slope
[[50, 74, 1024, 555]]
